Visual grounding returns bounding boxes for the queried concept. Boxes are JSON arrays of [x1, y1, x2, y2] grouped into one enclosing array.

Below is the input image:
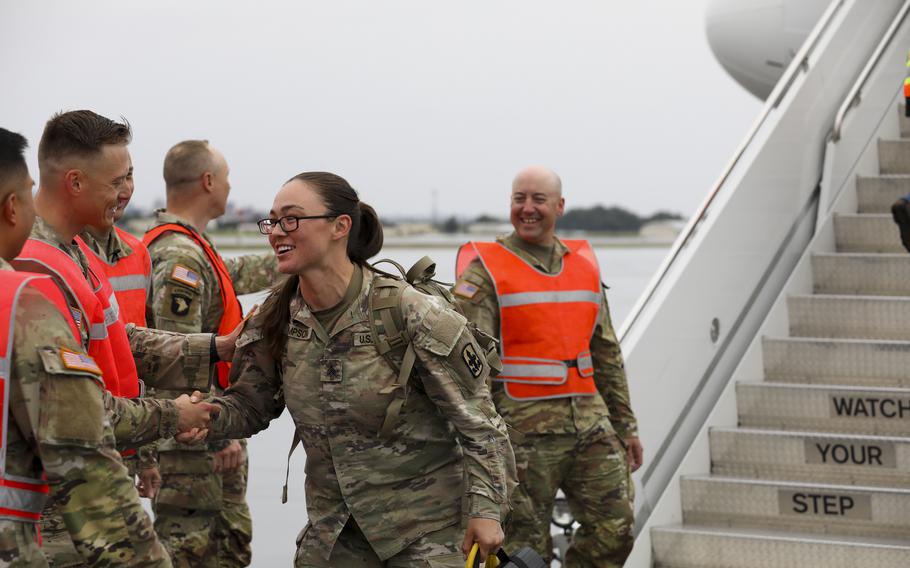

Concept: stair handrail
[[618, 0, 846, 342], [831, 0, 910, 142]]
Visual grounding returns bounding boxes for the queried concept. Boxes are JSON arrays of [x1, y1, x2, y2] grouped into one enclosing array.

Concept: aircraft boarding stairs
[[647, 108, 910, 566]]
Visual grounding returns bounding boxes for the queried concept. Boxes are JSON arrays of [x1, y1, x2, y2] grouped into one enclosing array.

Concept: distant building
[[639, 219, 686, 240]]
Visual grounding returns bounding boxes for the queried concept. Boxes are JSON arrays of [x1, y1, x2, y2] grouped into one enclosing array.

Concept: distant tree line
[[436, 205, 683, 233]]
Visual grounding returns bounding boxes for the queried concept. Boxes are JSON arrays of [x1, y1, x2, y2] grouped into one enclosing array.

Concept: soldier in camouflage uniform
[[452, 166, 642, 567], [16, 112, 239, 567], [0, 127, 219, 566], [78, 158, 162, 499], [199, 172, 514, 567], [144, 140, 276, 568]]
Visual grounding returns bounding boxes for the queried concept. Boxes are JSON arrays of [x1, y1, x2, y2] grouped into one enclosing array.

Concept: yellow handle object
[[465, 543, 501, 568]]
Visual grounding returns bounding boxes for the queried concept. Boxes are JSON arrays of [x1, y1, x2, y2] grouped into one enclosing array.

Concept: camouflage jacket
[[79, 225, 133, 264], [145, 210, 277, 339], [209, 268, 514, 561], [0, 259, 172, 566], [26, 217, 215, 396], [453, 233, 639, 439]]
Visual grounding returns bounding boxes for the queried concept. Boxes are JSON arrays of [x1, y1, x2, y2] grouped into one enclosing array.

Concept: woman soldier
[[199, 172, 515, 567]]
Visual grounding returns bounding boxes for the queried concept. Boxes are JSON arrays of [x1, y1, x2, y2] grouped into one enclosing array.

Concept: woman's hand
[[461, 517, 504, 560]]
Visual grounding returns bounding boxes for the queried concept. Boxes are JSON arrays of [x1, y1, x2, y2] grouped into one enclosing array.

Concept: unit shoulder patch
[[462, 343, 484, 378], [169, 264, 201, 288], [170, 293, 193, 317]]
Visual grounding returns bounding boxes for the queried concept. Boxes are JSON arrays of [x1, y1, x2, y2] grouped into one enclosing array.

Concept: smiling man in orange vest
[[453, 166, 642, 567], [143, 139, 278, 567]]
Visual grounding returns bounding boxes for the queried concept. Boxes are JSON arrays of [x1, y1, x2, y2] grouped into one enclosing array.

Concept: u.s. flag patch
[[170, 264, 200, 288], [453, 281, 479, 299], [59, 348, 102, 375]]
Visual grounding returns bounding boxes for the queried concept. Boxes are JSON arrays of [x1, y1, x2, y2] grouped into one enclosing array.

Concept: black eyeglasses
[[257, 214, 338, 235]]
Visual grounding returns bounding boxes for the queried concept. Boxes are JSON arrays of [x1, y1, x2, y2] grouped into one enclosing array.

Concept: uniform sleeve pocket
[[38, 348, 106, 446], [416, 306, 467, 357]]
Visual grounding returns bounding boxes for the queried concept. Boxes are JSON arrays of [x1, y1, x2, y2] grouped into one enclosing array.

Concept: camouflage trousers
[[294, 518, 463, 568], [0, 522, 45, 567], [505, 424, 634, 568], [152, 443, 252, 568]]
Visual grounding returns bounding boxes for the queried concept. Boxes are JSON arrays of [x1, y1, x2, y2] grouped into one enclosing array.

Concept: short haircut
[[0, 127, 29, 198], [163, 139, 214, 189], [37, 110, 131, 170]]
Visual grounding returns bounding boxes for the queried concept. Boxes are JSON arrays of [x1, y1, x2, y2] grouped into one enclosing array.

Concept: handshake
[[172, 391, 219, 443]]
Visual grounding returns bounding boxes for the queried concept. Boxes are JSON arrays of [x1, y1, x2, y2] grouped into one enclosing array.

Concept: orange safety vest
[[77, 228, 151, 327], [143, 223, 242, 389], [0, 271, 82, 521], [15, 239, 140, 399], [456, 240, 602, 400]]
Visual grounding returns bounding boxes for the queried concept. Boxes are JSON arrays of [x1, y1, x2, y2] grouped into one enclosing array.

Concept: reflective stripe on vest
[[0, 272, 73, 521], [15, 240, 139, 398], [144, 223, 243, 389], [77, 228, 151, 327], [456, 240, 601, 400]]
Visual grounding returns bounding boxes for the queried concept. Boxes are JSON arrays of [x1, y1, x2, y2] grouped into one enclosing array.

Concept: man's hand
[[215, 305, 258, 362], [175, 427, 208, 444], [214, 439, 245, 473], [174, 393, 219, 432], [461, 517, 503, 560], [136, 466, 162, 498], [625, 436, 644, 472]]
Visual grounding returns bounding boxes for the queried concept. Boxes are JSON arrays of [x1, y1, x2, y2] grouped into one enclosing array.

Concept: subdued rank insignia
[[170, 293, 193, 316], [353, 332, 374, 347], [453, 281, 479, 299], [59, 348, 102, 375], [462, 343, 483, 378], [170, 264, 200, 288]]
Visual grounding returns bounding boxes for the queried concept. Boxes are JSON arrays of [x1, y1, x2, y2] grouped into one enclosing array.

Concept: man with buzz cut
[[0, 127, 221, 566], [144, 139, 278, 567], [452, 166, 642, 567], [14, 110, 241, 567]]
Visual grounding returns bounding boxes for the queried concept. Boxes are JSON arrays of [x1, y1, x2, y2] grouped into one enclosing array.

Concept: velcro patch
[[170, 264, 200, 288], [59, 348, 102, 375], [453, 281, 479, 299], [462, 343, 484, 378], [353, 332, 374, 347], [288, 323, 312, 341], [170, 293, 193, 316]]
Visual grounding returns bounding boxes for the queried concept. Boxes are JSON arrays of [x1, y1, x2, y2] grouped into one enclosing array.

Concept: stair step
[[762, 337, 910, 388], [737, 382, 910, 435], [787, 295, 910, 340], [812, 253, 910, 296], [857, 175, 910, 213], [833, 214, 902, 253], [710, 428, 910, 486], [680, 476, 910, 540], [652, 525, 910, 568], [878, 139, 910, 174]]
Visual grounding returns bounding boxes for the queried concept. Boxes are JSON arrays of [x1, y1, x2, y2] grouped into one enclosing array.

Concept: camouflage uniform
[[208, 267, 514, 567], [0, 258, 176, 567], [79, 226, 157, 476], [453, 233, 637, 568], [20, 217, 216, 567], [145, 211, 276, 568]]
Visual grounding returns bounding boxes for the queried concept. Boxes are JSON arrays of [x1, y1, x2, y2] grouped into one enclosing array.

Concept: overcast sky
[[1, 0, 762, 220]]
